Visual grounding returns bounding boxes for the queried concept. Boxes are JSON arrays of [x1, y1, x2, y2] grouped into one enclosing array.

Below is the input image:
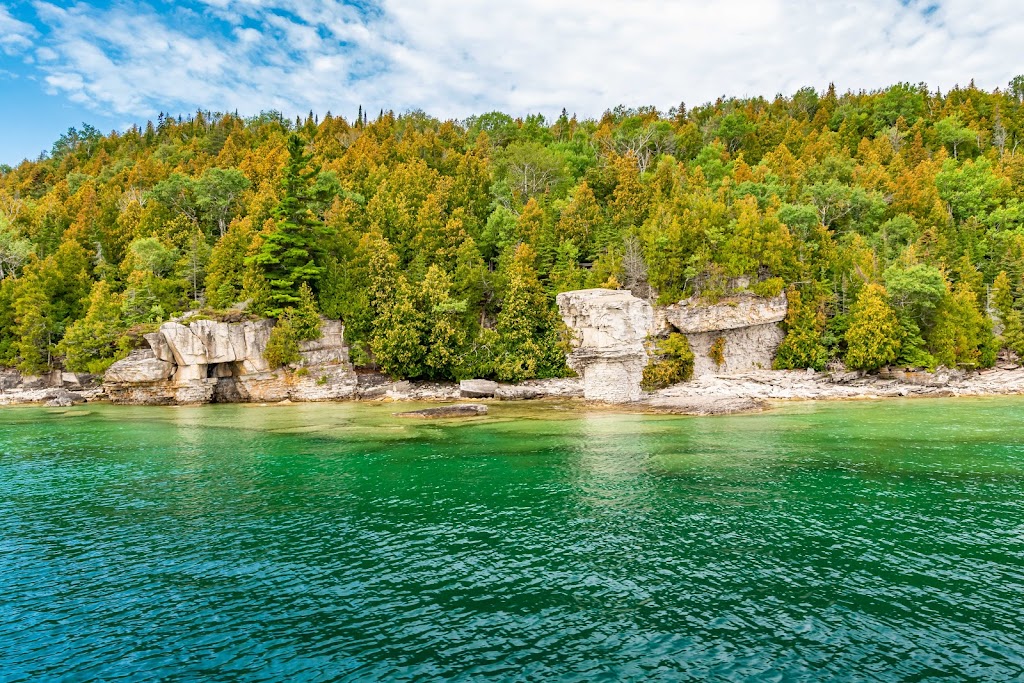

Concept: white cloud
[[19, 0, 1024, 124], [0, 4, 37, 56]]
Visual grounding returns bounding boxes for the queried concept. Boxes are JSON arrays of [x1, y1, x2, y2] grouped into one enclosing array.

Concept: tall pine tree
[[250, 134, 328, 317]]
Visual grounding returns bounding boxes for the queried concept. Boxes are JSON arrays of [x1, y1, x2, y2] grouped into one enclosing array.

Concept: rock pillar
[[556, 289, 654, 403]]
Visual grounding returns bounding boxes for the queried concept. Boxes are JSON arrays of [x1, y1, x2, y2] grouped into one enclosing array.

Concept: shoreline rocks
[[103, 317, 357, 405]]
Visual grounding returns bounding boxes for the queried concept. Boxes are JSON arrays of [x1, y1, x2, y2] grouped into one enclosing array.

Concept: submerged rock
[[45, 389, 85, 408], [395, 404, 489, 418]]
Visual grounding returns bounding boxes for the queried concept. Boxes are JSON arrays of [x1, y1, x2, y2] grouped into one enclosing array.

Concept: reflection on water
[[2, 398, 1024, 681]]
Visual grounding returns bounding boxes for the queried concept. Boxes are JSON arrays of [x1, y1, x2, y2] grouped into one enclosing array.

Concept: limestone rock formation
[[460, 379, 499, 398], [557, 289, 654, 402], [104, 350, 175, 384], [664, 293, 787, 377], [104, 317, 356, 405]]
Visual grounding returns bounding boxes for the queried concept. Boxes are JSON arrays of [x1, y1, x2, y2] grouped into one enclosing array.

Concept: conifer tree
[[205, 219, 254, 308], [420, 265, 467, 379], [59, 279, 123, 373], [774, 287, 829, 370], [250, 134, 327, 316], [928, 282, 997, 369], [844, 283, 902, 371], [290, 282, 322, 341], [13, 268, 52, 375]]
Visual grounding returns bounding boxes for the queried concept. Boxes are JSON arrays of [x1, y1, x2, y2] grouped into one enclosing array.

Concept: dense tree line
[[2, 79, 1024, 379]]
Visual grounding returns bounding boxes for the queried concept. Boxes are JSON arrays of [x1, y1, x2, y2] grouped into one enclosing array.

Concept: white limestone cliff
[[103, 317, 356, 404], [556, 289, 654, 403]]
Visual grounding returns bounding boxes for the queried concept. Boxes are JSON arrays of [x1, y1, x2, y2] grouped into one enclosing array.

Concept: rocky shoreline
[[5, 366, 1024, 415]]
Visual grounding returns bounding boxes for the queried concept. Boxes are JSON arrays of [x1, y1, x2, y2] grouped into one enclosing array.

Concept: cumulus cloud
[[15, 0, 1024, 122]]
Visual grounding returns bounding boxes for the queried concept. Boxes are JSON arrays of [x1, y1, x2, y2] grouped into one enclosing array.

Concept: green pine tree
[[249, 134, 328, 316], [58, 279, 124, 373]]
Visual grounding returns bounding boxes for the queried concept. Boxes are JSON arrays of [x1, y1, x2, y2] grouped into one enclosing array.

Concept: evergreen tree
[[845, 283, 902, 371], [420, 265, 467, 379], [372, 275, 425, 378], [13, 268, 52, 375], [290, 282, 322, 341], [250, 134, 327, 316], [58, 279, 123, 373], [493, 243, 567, 381], [205, 219, 254, 309], [928, 282, 997, 369], [264, 314, 301, 368], [774, 287, 829, 370]]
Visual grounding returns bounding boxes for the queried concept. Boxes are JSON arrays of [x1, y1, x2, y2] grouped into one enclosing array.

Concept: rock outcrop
[[664, 293, 787, 377], [557, 289, 654, 402], [557, 288, 790, 400], [104, 317, 356, 405], [0, 369, 103, 405]]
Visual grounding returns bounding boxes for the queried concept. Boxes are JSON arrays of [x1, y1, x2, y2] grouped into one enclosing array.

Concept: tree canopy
[[3, 79, 1024, 377]]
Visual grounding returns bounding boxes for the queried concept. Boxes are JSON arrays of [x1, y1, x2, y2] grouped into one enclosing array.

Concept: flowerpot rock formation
[[557, 288, 789, 402], [556, 289, 654, 403]]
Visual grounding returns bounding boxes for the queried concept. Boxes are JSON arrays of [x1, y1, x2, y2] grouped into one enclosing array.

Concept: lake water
[[2, 399, 1023, 682]]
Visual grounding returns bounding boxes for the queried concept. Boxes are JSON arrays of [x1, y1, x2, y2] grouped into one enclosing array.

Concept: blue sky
[[2, 0, 1023, 165]]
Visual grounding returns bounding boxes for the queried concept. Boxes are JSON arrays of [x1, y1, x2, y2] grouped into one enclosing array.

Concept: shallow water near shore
[[2, 398, 1024, 681]]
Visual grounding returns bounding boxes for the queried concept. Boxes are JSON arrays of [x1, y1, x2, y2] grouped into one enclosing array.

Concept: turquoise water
[[2, 399, 1023, 682]]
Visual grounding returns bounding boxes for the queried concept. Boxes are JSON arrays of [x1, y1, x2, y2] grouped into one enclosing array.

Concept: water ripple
[[2, 400, 1024, 681]]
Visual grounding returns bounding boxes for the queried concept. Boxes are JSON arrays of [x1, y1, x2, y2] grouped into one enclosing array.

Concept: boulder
[[105, 350, 175, 384], [460, 379, 499, 398]]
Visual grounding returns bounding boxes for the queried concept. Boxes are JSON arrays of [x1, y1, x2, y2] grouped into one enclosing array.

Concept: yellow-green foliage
[[845, 283, 902, 371], [3, 83, 1024, 383], [265, 315, 301, 368], [642, 333, 695, 390], [708, 336, 726, 367], [750, 277, 785, 298], [58, 280, 125, 374], [927, 282, 997, 369], [774, 287, 829, 370]]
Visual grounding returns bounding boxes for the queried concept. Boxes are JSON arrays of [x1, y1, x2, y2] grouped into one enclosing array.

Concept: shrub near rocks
[[642, 333, 695, 390]]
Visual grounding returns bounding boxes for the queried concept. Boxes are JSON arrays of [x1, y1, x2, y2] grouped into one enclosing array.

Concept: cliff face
[[664, 294, 787, 377], [103, 318, 356, 405], [557, 289, 789, 401], [556, 289, 654, 403]]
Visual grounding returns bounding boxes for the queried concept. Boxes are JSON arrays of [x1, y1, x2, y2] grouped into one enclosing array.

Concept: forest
[[2, 79, 1024, 381]]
